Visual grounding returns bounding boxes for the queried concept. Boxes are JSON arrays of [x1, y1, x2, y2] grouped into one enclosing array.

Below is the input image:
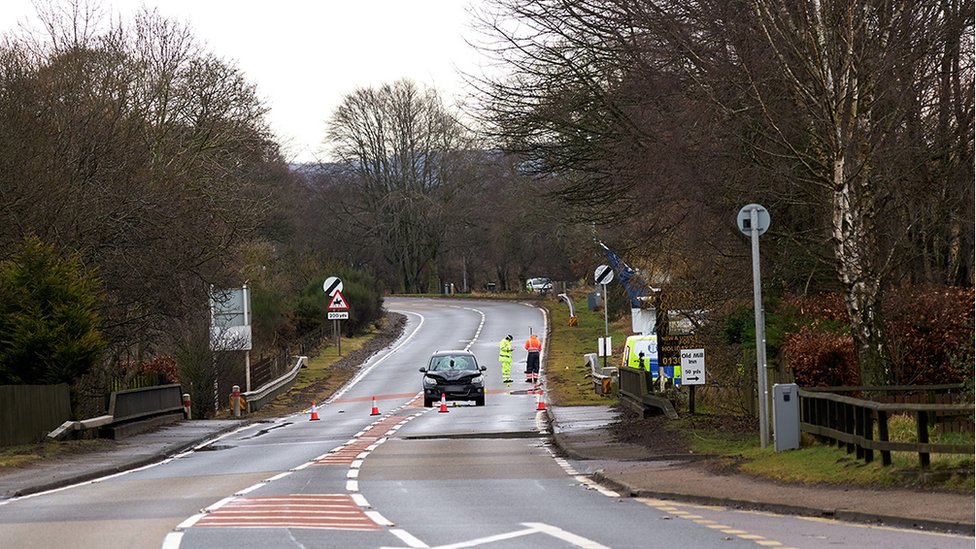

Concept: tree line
[[0, 3, 573, 414], [467, 0, 974, 387], [0, 0, 971, 412]]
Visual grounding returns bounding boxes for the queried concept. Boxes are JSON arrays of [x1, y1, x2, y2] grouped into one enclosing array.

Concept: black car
[[420, 350, 487, 407]]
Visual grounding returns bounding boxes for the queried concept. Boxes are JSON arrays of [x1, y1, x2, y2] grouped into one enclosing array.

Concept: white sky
[[0, 0, 493, 163]]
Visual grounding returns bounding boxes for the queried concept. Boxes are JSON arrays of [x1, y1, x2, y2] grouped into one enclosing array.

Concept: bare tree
[[0, 5, 283, 362], [325, 79, 476, 293], [473, 0, 974, 385], [743, 0, 973, 384]]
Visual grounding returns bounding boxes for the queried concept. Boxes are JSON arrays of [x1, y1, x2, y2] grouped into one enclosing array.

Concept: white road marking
[[161, 532, 183, 549], [523, 522, 612, 549], [351, 493, 371, 508], [175, 513, 205, 529], [206, 496, 236, 511], [366, 510, 395, 526], [426, 527, 538, 548], [234, 483, 263, 496], [388, 528, 430, 548]]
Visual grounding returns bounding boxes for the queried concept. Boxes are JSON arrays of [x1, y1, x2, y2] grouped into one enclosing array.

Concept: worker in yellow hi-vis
[[499, 335, 513, 385]]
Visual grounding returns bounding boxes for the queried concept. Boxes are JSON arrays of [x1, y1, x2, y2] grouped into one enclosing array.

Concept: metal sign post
[[737, 204, 771, 448], [324, 276, 344, 355], [327, 287, 350, 357], [594, 265, 614, 370], [602, 283, 609, 370], [680, 348, 705, 415]]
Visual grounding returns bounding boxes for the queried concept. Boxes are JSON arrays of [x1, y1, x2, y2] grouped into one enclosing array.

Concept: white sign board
[[210, 285, 252, 351], [597, 336, 612, 357], [328, 311, 349, 320], [680, 348, 706, 385], [594, 264, 614, 285]]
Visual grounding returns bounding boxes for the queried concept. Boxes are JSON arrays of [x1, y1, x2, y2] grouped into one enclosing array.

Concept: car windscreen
[[429, 355, 476, 371]]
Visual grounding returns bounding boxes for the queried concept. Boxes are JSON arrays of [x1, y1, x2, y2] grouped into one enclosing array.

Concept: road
[[0, 297, 971, 548]]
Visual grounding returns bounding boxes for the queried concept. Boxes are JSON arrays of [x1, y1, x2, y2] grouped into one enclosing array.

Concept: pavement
[[1, 406, 972, 536]]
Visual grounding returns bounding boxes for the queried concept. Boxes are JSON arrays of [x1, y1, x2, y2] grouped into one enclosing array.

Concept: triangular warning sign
[[328, 290, 349, 311]]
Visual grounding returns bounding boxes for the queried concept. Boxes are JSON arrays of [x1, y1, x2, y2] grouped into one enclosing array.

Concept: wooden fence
[[798, 386, 974, 467], [0, 384, 72, 446], [803, 384, 971, 433]]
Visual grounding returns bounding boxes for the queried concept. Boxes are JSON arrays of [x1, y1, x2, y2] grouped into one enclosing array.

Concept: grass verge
[[544, 292, 630, 406]]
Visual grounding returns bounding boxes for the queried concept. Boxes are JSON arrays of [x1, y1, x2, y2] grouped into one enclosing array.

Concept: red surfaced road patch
[[194, 494, 380, 530]]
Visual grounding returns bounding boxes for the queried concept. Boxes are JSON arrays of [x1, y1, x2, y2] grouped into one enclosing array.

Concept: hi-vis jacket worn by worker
[[499, 335, 513, 382]]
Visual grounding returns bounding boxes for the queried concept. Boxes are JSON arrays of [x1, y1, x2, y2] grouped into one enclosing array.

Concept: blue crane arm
[[598, 242, 647, 308]]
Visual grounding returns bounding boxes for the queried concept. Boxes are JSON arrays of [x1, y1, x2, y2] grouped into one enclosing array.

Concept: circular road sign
[[594, 264, 614, 286], [737, 204, 771, 236], [323, 276, 343, 297]]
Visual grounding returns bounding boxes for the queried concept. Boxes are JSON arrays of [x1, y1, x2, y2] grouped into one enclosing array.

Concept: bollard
[[183, 393, 192, 419], [231, 385, 241, 417]]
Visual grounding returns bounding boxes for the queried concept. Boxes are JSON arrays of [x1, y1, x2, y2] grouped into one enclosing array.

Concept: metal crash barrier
[[242, 356, 308, 413], [584, 353, 617, 396], [617, 366, 678, 419]]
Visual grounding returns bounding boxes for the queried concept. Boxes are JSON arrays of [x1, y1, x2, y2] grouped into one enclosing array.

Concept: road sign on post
[[324, 277, 348, 356], [323, 276, 343, 297], [681, 348, 705, 414], [737, 203, 771, 448], [328, 290, 349, 311], [594, 265, 614, 370], [680, 349, 705, 385], [594, 264, 614, 286]]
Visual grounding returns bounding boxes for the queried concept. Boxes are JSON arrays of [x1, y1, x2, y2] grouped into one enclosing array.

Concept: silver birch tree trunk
[[752, 0, 892, 384]]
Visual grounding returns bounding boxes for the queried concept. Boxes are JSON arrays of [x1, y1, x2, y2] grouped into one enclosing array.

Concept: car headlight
[[471, 375, 484, 386], [423, 376, 438, 387]]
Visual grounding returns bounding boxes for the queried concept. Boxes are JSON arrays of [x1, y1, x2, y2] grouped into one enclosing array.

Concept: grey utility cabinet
[[772, 383, 800, 451]]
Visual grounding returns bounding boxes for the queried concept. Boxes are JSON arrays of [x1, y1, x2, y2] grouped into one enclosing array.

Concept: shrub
[[0, 236, 105, 385], [779, 287, 973, 387], [884, 286, 974, 385], [293, 264, 384, 337], [782, 325, 859, 386]]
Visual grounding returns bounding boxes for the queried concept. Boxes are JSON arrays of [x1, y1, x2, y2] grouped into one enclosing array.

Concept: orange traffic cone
[[438, 393, 449, 413], [536, 391, 546, 411], [309, 401, 320, 421], [370, 396, 381, 416]]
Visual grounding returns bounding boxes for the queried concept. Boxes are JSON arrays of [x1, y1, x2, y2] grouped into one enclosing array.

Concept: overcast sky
[[0, 0, 492, 163]]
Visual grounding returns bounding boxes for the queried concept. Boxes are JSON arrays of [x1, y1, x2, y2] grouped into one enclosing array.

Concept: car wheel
[[424, 397, 433, 408], [475, 396, 485, 406]]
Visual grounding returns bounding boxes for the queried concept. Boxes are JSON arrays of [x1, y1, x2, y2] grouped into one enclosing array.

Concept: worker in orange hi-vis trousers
[[524, 333, 542, 384]]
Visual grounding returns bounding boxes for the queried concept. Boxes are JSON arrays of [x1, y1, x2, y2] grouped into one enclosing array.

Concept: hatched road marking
[[194, 494, 382, 530]]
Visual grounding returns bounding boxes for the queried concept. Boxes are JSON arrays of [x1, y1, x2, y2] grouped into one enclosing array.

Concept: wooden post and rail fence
[[798, 385, 973, 468], [616, 371, 973, 468]]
